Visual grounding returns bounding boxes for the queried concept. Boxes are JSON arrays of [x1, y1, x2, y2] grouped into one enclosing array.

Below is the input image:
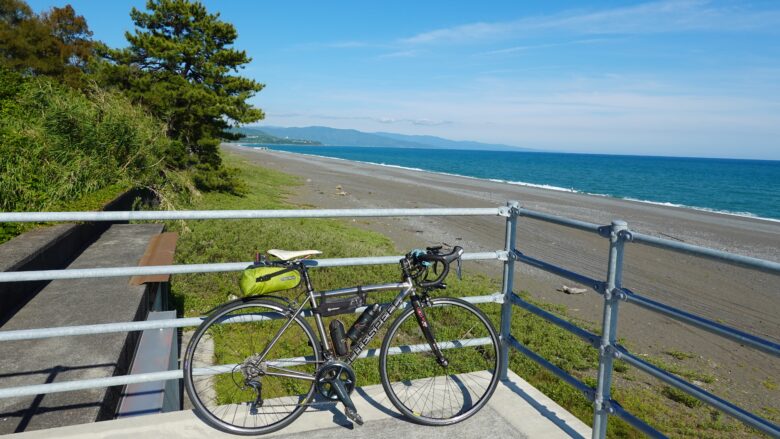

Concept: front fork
[[410, 295, 448, 367]]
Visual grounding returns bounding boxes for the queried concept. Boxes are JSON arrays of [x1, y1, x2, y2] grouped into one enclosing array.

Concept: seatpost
[[301, 263, 331, 352]]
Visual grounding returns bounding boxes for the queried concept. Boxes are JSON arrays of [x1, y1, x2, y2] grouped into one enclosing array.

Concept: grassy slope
[[0, 68, 177, 243], [170, 150, 763, 438]]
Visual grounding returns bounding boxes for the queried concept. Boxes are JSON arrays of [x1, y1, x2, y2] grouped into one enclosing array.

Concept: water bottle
[[329, 319, 348, 356], [346, 304, 380, 342]]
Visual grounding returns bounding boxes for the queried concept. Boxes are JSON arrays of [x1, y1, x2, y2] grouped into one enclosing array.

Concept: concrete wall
[[0, 188, 152, 325]]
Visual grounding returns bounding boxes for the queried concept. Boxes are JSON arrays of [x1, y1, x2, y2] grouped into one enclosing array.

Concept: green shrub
[[192, 164, 247, 195], [662, 386, 703, 408], [0, 67, 183, 242]]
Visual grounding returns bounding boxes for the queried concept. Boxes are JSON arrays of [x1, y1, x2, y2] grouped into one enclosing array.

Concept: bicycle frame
[[256, 259, 444, 373], [308, 263, 417, 363]]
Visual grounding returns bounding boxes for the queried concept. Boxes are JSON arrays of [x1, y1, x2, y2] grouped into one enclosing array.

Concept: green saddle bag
[[239, 265, 301, 296]]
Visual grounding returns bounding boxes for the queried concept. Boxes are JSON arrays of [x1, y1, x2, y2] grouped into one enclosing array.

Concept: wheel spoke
[[380, 298, 500, 425], [184, 299, 319, 434]]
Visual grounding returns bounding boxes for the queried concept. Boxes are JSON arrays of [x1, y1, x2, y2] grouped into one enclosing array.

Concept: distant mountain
[[247, 126, 533, 151], [255, 126, 430, 148], [229, 127, 322, 145], [373, 132, 534, 152]]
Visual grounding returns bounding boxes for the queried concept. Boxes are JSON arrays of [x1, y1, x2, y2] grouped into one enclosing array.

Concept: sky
[[27, 0, 780, 159]]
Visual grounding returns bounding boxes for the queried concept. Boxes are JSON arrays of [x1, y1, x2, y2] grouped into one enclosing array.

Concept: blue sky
[[28, 1, 780, 159]]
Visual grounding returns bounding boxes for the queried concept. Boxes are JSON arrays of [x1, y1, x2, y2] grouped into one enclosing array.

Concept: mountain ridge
[[230, 127, 322, 145], [240, 125, 533, 151]]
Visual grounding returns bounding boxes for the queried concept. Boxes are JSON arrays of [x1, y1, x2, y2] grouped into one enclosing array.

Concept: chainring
[[315, 360, 356, 401]]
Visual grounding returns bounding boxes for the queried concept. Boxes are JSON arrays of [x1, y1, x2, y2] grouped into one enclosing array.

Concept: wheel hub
[[240, 354, 266, 381]]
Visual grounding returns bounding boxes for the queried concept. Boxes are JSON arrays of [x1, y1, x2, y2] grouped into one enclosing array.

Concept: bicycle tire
[[183, 298, 321, 435], [379, 297, 501, 425]]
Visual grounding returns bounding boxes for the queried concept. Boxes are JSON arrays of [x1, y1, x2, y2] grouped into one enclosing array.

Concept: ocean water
[[249, 145, 780, 222]]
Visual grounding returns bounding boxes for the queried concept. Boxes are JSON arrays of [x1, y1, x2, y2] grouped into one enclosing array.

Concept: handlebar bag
[[239, 266, 301, 295]]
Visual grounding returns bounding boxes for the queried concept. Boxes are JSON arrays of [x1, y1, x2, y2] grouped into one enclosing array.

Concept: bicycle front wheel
[[183, 298, 321, 435], [379, 297, 501, 425]]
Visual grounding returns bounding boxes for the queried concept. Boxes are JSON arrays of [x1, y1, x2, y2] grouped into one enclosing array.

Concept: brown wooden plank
[[129, 232, 178, 285]]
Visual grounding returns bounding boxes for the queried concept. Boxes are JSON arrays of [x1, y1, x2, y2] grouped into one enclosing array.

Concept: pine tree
[[100, 0, 264, 185]]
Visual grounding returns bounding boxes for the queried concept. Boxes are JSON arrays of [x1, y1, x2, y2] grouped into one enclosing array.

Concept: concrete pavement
[[8, 370, 591, 438]]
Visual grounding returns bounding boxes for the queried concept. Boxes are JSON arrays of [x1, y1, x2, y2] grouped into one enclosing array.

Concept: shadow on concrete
[[500, 378, 586, 439], [0, 363, 116, 380], [0, 363, 116, 433], [353, 387, 406, 421], [0, 400, 104, 418]]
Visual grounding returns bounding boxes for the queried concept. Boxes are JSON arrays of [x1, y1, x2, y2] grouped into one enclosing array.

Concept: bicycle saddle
[[267, 249, 322, 261]]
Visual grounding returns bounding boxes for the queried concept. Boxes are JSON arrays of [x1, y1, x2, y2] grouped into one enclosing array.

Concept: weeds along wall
[[0, 68, 180, 242]]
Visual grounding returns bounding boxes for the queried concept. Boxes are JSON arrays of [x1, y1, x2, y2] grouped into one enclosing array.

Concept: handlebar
[[407, 246, 464, 289]]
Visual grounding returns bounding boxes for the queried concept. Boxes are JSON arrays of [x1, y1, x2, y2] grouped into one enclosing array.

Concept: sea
[[245, 145, 780, 222]]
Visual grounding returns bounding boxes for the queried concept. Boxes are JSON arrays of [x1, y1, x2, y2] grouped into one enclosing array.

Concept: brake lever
[[456, 258, 462, 280]]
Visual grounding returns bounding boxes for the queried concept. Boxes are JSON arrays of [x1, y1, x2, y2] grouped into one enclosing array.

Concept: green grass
[[662, 386, 703, 408], [172, 150, 765, 438], [168, 156, 399, 315], [664, 350, 695, 361], [645, 357, 716, 384]]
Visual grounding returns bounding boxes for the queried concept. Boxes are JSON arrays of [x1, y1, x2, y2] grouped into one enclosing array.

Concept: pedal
[[345, 407, 363, 426]]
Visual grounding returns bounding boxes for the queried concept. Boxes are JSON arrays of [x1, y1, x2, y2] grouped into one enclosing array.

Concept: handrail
[[0, 207, 503, 223], [0, 251, 505, 283], [630, 231, 780, 274], [620, 287, 780, 357], [0, 337, 495, 399], [0, 293, 504, 342], [516, 207, 604, 234], [0, 204, 778, 438], [500, 208, 779, 438]]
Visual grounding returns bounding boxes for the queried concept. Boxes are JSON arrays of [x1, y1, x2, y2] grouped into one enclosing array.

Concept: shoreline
[[235, 143, 780, 226], [224, 143, 779, 413]]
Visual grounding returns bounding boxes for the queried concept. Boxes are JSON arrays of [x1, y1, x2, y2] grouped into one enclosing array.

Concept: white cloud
[[479, 38, 611, 56], [267, 113, 451, 127], [402, 1, 780, 45], [260, 78, 780, 159]]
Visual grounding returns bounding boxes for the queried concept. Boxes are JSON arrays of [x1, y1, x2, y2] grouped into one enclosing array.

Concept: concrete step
[[7, 370, 591, 438], [0, 224, 163, 434]]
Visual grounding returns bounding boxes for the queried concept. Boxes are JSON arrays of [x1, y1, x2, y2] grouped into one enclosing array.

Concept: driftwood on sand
[[557, 285, 587, 295]]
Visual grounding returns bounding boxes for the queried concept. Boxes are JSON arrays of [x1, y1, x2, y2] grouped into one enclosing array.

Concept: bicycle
[[183, 246, 502, 435]]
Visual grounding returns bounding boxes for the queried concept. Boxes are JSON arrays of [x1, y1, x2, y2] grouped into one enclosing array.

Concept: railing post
[[592, 219, 628, 439], [499, 200, 519, 380]]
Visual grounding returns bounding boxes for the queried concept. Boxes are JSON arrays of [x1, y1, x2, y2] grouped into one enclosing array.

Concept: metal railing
[[0, 204, 778, 438], [504, 202, 780, 438]]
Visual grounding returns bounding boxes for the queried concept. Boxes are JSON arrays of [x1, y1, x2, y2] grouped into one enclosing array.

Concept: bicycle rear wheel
[[379, 297, 501, 425], [183, 298, 321, 435]]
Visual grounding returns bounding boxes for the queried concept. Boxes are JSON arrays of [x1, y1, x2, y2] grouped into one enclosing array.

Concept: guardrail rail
[[0, 204, 778, 438]]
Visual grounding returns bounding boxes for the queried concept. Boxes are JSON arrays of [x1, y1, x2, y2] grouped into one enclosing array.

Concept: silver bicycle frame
[[255, 264, 415, 381], [306, 274, 415, 355]]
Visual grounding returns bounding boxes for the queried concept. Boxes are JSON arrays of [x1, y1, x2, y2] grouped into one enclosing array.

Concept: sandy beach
[[225, 144, 779, 412]]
